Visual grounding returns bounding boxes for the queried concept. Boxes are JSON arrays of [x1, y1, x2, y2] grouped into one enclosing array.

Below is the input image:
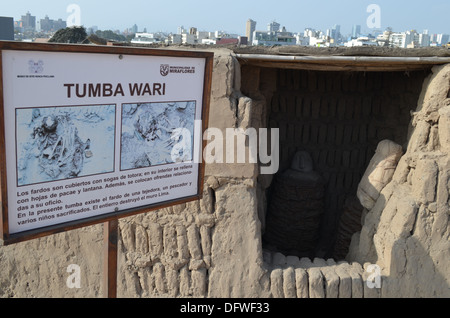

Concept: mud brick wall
[[265, 69, 428, 258], [119, 199, 215, 297], [263, 250, 382, 298]]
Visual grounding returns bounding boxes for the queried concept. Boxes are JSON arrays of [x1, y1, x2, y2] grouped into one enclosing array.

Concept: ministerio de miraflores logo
[[160, 64, 169, 76]]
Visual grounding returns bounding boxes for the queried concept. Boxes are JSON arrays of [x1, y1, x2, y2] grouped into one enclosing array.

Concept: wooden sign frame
[[0, 41, 213, 245]]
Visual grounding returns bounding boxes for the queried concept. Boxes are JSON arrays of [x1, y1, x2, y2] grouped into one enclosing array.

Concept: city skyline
[[3, 0, 450, 36]]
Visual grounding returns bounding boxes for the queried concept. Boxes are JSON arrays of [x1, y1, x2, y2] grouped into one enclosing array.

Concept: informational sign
[[0, 42, 213, 244]]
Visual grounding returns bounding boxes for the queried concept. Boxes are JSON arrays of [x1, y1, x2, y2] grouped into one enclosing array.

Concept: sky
[[2, 0, 449, 36]]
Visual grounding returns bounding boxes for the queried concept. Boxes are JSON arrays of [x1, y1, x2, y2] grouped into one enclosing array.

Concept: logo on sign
[[28, 60, 44, 74], [160, 64, 169, 77]]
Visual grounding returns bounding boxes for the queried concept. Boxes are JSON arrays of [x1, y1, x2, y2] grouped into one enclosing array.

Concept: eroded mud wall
[[347, 64, 450, 297]]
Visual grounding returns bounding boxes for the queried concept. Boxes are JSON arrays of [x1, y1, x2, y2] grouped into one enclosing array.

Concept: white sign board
[[0, 42, 212, 243]]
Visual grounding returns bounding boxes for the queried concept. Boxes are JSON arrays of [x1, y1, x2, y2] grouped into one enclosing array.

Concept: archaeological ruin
[[1, 45, 449, 298]]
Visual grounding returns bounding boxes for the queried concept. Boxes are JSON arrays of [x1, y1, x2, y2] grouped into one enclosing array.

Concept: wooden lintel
[[238, 59, 435, 72], [103, 219, 118, 298]]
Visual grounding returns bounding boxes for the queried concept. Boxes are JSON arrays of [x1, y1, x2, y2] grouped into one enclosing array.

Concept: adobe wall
[[347, 63, 450, 297], [250, 68, 427, 259], [0, 47, 449, 298], [240, 59, 449, 298]]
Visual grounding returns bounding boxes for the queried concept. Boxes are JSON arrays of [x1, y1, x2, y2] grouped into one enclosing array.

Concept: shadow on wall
[[255, 68, 429, 260]]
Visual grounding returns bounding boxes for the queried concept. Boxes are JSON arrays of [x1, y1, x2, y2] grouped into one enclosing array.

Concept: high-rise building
[[40, 15, 67, 32], [390, 32, 406, 48], [268, 21, 280, 33], [177, 26, 185, 34], [21, 11, 36, 31], [390, 30, 421, 48], [437, 34, 449, 45], [331, 24, 340, 41], [352, 25, 361, 38], [53, 18, 66, 31], [419, 33, 430, 47], [246, 19, 256, 44], [40, 16, 52, 32]]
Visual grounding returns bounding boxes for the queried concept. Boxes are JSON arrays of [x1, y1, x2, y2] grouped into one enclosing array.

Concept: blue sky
[[2, 0, 449, 35]]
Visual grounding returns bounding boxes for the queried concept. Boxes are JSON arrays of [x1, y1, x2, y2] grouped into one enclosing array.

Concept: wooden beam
[[236, 54, 450, 72], [237, 59, 435, 72], [103, 219, 118, 298]]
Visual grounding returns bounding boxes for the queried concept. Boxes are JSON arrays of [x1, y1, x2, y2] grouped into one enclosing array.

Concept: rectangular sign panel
[[0, 42, 213, 244]]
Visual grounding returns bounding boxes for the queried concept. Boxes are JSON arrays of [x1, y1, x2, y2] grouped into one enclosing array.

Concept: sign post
[[0, 41, 213, 296], [103, 219, 118, 298]]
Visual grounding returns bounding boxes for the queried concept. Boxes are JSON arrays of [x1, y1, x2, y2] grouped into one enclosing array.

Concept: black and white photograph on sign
[[16, 104, 116, 186], [120, 101, 196, 170]]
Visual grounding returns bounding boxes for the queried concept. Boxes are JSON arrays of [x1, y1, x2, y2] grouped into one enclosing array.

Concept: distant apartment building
[[437, 34, 449, 46], [21, 12, 36, 31], [295, 33, 309, 46], [249, 20, 297, 46], [303, 28, 320, 39], [131, 32, 159, 44], [197, 31, 210, 43], [389, 30, 431, 48], [352, 25, 361, 38], [166, 34, 182, 45], [345, 36, 377, 47], [40, 15, 66, 32], [246, 19, 256, 44], [252, 30, 295, 46], [390, 32, 409, 48], [267, 21, 280, 33], [173, 27, 241, 45], [419, 33, 430, 47], [182, 33, 196, 45], [131, 32, 168, 44], [329, 24, 341, 41], [0, 16, 14, 40], [298, 28, 339, 47]]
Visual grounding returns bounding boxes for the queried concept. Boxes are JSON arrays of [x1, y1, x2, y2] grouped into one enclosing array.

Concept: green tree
[[48, 26, 88, 44]]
